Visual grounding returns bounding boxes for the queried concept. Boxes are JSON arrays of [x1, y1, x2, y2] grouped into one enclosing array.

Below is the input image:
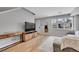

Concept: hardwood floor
[[33, 36, 55, 52], [4, 35, 62, 52], [32, 36, 61, 52], [4, 35, 46, 52]]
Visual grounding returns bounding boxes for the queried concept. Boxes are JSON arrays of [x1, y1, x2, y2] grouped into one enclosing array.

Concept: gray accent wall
[[0, 8, 34, 34]]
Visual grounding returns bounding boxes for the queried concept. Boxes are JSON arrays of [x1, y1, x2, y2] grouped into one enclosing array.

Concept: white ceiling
[[26, 7, 75, 18], [0, 7, 16, 12], [0, 7, 76, 19]]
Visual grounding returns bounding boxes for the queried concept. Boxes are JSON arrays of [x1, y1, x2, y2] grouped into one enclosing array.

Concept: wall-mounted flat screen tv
[[25, 22, 35, 32]]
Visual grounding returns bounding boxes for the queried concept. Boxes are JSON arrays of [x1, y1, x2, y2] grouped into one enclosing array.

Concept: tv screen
[[25, 22, 35, 32]]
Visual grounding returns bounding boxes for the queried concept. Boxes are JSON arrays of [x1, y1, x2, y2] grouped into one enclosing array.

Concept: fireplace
[[44, 25, 48, 33]]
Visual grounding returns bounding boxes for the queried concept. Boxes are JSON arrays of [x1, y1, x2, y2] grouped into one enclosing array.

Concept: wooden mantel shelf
[[0, 32, 23, 39]]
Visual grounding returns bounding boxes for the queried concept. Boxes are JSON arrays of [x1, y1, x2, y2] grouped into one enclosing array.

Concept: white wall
[[71, 8, 79, 31], [0, 8, 34, 34], [74, 15, 79, 31], [35, 18, 51, 33]]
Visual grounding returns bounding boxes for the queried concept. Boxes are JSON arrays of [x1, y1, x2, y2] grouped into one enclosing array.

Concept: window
[[51, 16, 73, 30]]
